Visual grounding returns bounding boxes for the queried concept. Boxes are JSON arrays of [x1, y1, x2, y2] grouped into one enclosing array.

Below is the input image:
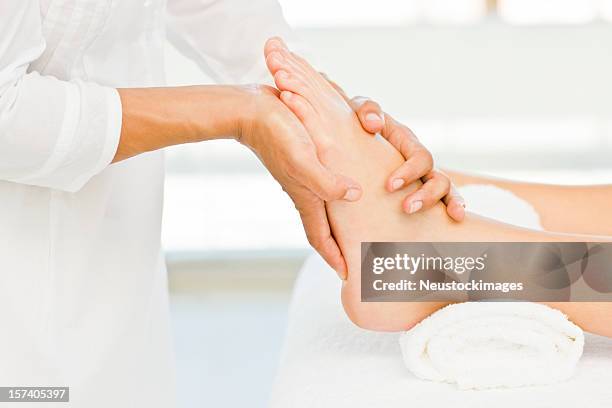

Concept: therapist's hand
[[238, 85, 361, 279], [321, 75, 466, 222], [262, 37, 464, 222], [117, 84, 355, 278]]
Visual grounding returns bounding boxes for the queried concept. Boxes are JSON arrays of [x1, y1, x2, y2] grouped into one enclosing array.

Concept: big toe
[[265, 51, 287, 75]]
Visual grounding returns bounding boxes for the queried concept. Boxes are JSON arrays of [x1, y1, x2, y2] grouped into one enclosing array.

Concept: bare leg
[[264, 39, 612, 336], [446, 170, 612, 236]]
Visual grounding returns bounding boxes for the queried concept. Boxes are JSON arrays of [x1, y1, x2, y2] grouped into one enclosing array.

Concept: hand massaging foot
[[263, 38, 612, 335], [263, 38, 452, 330]]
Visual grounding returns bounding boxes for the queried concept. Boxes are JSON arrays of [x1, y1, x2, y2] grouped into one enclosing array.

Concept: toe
[[280, 47, 342, 100], [290, 51, 318, 77], [264, 37, 285, 56], [279, 91, 325, 144], [274, 70, 315, 102], [265, 51, 288, 75], [268, 40, 341, 104], [276, 47, 309, 79], [279, 91, 312, 124]]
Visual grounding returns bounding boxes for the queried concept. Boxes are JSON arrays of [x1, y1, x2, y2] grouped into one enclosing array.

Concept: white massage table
[[270, 186, 612, 408]]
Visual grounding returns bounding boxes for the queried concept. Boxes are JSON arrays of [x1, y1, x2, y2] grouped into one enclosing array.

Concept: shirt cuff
[[65, 83, 122, 192], [16, 80, 123, 193]]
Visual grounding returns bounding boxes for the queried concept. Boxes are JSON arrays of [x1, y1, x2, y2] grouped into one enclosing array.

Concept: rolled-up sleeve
[[0, 1, 122, 192], [166, 0, 304, 84]]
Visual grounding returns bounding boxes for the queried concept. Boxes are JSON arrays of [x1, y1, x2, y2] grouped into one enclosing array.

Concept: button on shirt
[[0, 1, 295, 406]]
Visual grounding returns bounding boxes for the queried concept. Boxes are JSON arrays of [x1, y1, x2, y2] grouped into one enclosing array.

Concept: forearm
[[446, 170, 612, 236], [114, 85, 254, 162], [543, 302, 612, 338]]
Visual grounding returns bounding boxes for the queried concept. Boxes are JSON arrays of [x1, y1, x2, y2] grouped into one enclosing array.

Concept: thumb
[[349, 96, 385, 135], [296, 157, 362, 202]]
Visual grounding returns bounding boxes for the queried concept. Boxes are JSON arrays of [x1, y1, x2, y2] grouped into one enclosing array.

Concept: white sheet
[[270, 185, 612, 407]]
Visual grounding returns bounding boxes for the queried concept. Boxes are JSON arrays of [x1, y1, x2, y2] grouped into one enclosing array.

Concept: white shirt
[[0, 1, 295, 406]]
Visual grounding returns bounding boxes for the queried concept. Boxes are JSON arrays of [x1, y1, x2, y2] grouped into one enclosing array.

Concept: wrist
[[234, 84, 284, 148], [183, 85, 255, 143]]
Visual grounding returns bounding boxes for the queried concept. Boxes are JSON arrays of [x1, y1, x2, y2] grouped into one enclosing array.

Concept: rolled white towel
[[399, 302, 584, 389]]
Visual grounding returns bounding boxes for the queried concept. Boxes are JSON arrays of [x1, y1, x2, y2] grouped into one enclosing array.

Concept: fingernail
[[365, 113, 383, 124], [343, 188, 361, 202], [391, 179, 405, 191], [277, 70, 288, 79], [408, 200, 423, 214]]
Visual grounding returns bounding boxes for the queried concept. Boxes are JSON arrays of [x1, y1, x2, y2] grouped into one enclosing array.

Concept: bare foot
[[262, 38, 612, 337], [263, 38, 452, 330], [263, 37, 414, 202], [263, 39, 356, 150]]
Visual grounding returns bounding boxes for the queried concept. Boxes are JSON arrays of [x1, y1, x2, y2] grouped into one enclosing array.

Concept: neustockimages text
[[372, 279, 524, 293]]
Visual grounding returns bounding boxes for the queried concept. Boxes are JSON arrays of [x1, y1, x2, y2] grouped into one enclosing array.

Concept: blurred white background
[[164, 1, 612, 407]]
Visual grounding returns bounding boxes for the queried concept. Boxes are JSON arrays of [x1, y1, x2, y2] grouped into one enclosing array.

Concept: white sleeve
[[0, 1, 122, 192], [166, 0, 303, 84]]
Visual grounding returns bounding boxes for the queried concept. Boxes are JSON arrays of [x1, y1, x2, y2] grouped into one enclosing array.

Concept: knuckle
[[420, 190, 437, 207], [317, 142, 337, 164], [399, 164, 417, 181], [423, 149, 434, 165], [284, 160, 300, 180], [417, 150, 434, 170], [429, 170, 449, 187], [394, 132, 411, 153], [286, 161, 309, 184], [430, 178, 451, 197], [394, 123, 416, 140], [288, 145, 314, 172]]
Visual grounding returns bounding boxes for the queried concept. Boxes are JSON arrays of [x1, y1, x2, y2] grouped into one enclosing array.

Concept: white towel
[[271, 253, 612, 408], [399, 302, 585, 389]]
